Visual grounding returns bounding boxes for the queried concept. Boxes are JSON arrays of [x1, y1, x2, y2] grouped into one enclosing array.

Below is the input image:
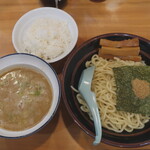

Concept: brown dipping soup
[[0, 67, 53, 131]]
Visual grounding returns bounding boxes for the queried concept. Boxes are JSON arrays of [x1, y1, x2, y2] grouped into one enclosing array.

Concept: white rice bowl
[[12, 7, 78, 63]]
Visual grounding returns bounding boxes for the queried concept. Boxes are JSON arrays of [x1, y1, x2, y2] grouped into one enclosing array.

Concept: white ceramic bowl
[[0, 53, 61, 138], [12, 7, 78, 63]]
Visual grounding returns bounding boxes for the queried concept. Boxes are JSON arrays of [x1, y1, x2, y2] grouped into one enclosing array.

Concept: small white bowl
[[0, 53, 61, 138], [12, 7, 78, 63]]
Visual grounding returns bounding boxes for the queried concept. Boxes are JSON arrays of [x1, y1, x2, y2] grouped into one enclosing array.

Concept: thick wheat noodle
[[76, 54, 150, 133]]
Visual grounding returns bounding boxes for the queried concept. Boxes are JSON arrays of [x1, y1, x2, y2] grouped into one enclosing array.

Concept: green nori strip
[[113, 66, 150, 115]]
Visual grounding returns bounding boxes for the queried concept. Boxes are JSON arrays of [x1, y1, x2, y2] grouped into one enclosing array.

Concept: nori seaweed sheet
[[113, 66, 150, 115]]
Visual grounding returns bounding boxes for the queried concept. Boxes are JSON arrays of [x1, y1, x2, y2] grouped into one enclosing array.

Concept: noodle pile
[[77, 54, 150, 133]]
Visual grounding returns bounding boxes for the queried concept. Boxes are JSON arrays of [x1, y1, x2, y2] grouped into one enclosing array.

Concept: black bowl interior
[[62, 33, 150, 148]]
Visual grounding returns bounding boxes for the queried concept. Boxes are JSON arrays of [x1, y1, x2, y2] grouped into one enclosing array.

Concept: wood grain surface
[[0, 0, 150, 149]]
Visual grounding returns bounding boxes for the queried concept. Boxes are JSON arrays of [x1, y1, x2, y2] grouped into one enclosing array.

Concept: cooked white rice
[[22, 17, 71, 61]]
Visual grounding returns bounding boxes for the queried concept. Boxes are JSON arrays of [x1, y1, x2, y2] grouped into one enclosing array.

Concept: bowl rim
[[0, 53, 61, 138], [61, 32, 150, 148], [12, 7, 78, 63]]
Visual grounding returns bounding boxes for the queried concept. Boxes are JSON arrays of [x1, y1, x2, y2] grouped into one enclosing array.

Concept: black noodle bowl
[[61, 33, 150, 148]]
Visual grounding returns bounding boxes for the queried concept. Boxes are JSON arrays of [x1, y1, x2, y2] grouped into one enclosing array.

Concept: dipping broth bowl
[[0, 53, 61, 138]]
